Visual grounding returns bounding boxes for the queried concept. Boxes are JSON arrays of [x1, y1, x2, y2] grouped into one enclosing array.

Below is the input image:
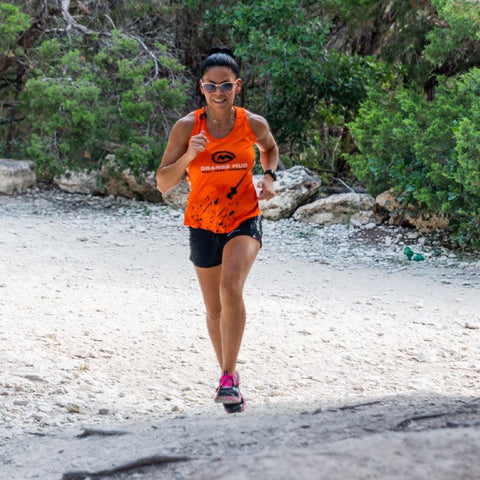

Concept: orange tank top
[[184, 107, 261, 233]]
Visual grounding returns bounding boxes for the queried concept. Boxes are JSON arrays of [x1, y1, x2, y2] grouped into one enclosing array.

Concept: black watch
[[263, 169, 277, 181]]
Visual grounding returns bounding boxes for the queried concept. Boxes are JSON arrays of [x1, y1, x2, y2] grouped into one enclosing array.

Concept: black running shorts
[[189, 216, 263, 268]]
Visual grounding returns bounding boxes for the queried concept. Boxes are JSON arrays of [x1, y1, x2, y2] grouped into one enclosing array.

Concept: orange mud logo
[[212, 151, 236, 164]]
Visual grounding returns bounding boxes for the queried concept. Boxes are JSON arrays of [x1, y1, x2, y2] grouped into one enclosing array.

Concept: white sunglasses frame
[[200, 79, 240, 94]]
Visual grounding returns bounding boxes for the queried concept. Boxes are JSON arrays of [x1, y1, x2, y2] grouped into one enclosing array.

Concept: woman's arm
[[156, 114, 208, 193], [247, 112, 279, 200]]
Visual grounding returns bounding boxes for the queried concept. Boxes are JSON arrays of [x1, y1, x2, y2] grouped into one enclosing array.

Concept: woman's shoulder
[[175, 111, 196, 129], [244, 109, 270, 137], [170, 111, 196, 139]]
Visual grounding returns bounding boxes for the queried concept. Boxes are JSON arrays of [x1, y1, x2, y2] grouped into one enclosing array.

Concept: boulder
[[376, 189, 449, 232], [162, 178, 190, 210], [0, 159, 36, 195], [54, 170, 107, 195], [101, 156, 163, 203], [293, 192, 386, 226], [254, 166, 322, 220]]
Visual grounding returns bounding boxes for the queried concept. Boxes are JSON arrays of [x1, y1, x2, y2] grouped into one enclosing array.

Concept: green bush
[[199, 0, 392, 174], [20, 34, 187, 178], [0, 3, 29, 53], [348, 69, 480, 248]]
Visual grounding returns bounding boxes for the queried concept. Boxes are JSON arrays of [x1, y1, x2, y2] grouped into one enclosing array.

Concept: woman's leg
[[194, 265, 223, 367], [219, 235, 260, 374], [193, 234, 260, 374]]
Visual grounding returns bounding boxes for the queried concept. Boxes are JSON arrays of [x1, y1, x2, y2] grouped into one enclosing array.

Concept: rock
[[162, 178, 190, 210], [51, 155, 162, 202], [350, 218, 363, 228], [102, 169, 163, 203], [376, 189, 449, 232], [293, 193, 386, 226], [101, 155, 163, 203], [255, 166, 322, 220], [66, 403, 82, 414], [54, 170, 107, 195], [0, 159, 36, 195]]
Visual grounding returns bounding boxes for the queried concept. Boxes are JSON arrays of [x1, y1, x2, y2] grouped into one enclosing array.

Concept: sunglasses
[[201, 80, 239, 94]]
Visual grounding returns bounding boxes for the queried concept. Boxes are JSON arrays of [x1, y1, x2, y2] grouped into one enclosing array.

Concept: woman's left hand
[[257, 176, 276, 201]]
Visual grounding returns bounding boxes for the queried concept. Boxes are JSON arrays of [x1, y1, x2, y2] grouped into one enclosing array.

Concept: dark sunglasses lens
[[220, 82, 234, 93], [204, 83, 216, 93]]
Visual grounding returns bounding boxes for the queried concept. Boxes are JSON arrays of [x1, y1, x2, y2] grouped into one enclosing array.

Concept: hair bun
[[208, 47, 235, 58]]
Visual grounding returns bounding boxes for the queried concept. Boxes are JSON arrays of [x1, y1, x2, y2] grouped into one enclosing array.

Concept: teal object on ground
[[404, 247, 414, 260], [404, 246, 424, 261]]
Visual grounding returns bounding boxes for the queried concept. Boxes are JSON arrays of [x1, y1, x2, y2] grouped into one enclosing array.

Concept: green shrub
[[20, 34, 187, 178], [348, 69, 480, 248]]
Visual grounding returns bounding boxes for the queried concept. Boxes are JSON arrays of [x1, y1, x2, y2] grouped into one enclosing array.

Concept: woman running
[[156, 47, 279, 413]]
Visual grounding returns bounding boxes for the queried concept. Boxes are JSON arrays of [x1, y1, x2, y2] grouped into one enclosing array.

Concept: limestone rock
[[376, 189, 449, 232], [101, 156, 163, 203], [54, 170, 106, 195], [293, 192, 386, 226], [0, 159, 36, 195], [162, 178, 190, 210], [255, 166, 322, 220], [121, 170, 163, 203]]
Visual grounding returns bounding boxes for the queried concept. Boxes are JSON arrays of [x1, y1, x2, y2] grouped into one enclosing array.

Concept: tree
[[0, 3, 31, 156], [1, 1, 189, 176], [184, 0, 391, 176], [347, 0, 480, 246]]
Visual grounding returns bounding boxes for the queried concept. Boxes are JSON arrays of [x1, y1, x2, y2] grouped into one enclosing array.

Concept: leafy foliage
[[20, 33, 187, 177], [426, 0, 480, 72], [199, 0, 392, 173], [347, 0, 480, 247], [1, 0, 480, 248], [349, 69, 480, 248], [0, 3, 30, 53], [0, 3, 30, 156]]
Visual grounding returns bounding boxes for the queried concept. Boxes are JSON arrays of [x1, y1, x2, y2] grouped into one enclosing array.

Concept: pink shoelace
[[216, 372, 239, 391]]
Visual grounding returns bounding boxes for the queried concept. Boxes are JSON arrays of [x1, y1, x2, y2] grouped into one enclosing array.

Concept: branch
[[129, 35, 159, 82], [60, 2, 159, 83], [0, 101, 20, 108], [334, 177, 356, 193], [62, 455, 190, 480], [394, 412, 448, 431], [61, 0, 92, 35]]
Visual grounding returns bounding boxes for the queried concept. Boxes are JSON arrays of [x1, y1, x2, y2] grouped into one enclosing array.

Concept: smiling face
[[200, 66, 241, 111]]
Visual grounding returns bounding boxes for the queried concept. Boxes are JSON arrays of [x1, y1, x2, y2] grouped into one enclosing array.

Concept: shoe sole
[[224, 396, 246, 414], [215, 394, 242, 405]]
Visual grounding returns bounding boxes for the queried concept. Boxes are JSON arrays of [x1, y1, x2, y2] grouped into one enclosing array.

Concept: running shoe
[[223, 394, 246, 414], [215, 371, 242, 405]]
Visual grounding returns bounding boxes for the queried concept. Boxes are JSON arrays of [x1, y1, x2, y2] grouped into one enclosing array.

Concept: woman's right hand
[[186, 130, 209, 161]]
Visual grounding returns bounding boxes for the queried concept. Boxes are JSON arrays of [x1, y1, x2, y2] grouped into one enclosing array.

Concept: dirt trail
[[0, 190, 479, 479]]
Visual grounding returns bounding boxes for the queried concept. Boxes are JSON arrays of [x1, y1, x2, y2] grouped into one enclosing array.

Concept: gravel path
[[0, 189, 479, 479]]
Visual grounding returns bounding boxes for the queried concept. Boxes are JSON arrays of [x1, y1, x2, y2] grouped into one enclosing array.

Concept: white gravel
[[0, 188, 479, 480]]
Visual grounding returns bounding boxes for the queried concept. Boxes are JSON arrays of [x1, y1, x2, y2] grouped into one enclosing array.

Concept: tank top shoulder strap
[[191, 108, 207, 137], [235, 106, 249, 126], [235, 107, 257, 142]]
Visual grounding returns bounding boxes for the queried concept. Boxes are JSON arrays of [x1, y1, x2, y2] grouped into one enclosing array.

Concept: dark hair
[[200, 47, 240, 78]]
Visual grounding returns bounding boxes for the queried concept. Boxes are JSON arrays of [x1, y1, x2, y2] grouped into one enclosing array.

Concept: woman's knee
[[219, 276, 244, 302], [206, 307, 222, 324]]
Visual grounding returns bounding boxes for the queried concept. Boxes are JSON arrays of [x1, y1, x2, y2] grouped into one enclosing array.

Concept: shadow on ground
[[2, 392, 479, 480]]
